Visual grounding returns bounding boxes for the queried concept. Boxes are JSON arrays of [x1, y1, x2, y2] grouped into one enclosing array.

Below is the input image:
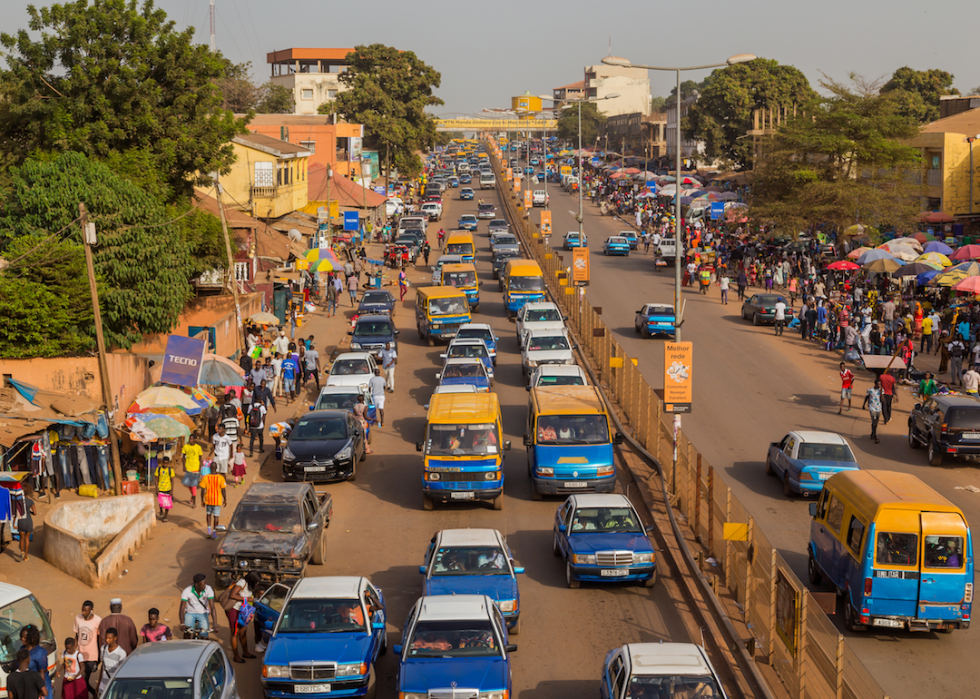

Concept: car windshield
[[536, 375, 585, 387], [494, 252, 519, 265], [361, 292, 391, 305], [490, 220, 508, 227], [442, 364, 484, 379], [571, 507, 642, 533], [290, 417, 349, 440], [461, 216, 477, 223], [278, 599, 366, 633], [523, 308, 562, 322], [445, 271, 477, 287], [449, 345, 488, 359], [608, 238, 628, 244], [426, 423, 500, 456], [457, 329, 493, 344], [429, 297, 469, 316], [103, 679, 195, 699], [431, 546, 509, 575], [0, 595, 56, 663], [407, 620, 500, 658], [527, 335, 570, 351], [446, 243, 474, 256], [510, 276, 545, 291], [315, 393, 360, 411], [797, 443, 855, 461], [479, 205, 494, 213], [536, 414, 609, 445], [494, 235, 517, 245], [230, 504, 302, 532], [946, 408, 980, 430], [331, 359, 371, 376], [353, 322, 393, 336], [627, 675, 723, 698]]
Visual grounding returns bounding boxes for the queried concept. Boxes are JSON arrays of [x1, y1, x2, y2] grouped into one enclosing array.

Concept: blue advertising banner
[[710, 202, 725, 221], [160, 335, 206, 387], [373, 186, 385, 195], [591, 157, 601, 166], [344, 211, 360, 231]]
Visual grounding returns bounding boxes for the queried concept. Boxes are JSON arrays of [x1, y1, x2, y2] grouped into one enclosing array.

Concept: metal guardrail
[[485, 143, 892, 699]]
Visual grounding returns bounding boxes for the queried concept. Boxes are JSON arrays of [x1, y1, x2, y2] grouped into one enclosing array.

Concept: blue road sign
[[344, 211, 360, 231], [710, 202, 725, 221]]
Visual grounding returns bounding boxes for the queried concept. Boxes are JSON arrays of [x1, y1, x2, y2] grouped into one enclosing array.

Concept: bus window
[[826, 496, 845, 533], [875, 532, 918, 566], [846, 516, 865, 554], [924, 535, 965, 569]]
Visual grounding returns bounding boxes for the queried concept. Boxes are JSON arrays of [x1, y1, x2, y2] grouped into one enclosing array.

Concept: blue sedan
[[767, 430, 860, 497], [459, 187, 474, 200], [602, 236, 630, 256], [357, 289, 395, 315], [620, 230, 639, 250], [458, 214, 479, 231], [459, 174, 472, 184]]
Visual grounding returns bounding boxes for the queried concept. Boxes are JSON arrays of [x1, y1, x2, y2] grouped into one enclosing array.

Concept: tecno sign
[[167, 355, 199, 366], [160, 336, 207, 387]]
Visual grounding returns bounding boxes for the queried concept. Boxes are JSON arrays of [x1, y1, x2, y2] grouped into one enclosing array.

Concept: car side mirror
[[394, 330, 400, 335], [613, 432, 625, 445], [307, 522, 318, 530], [525, 385, 531, 391], [439, 354, 447, 359], [513, 565, 525, 574], [809, 503, 818, 517], [504, 440, 512, 451], [506, 644, 518, 653], [309, 405, 315, 411], [558, 523, 567, 533], [523, 433, 531, 447], [347, 330, 353, 335], [393, 645, 402, 656], [418, 565, 427, 574], [372, 622, 385, 631], [914, 403, 921, 409], [435, 373, 441, 380], [416, 441, 423, 452]]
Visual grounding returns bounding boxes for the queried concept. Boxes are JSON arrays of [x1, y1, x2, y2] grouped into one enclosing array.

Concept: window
[[924, 535, 965, 568], [826, 496, 845, 533], [254, 161, 274, 187], [328, 90, 338, 99], [203, 651, 226, 696], [783, 437, 795, 455], [300, 140, 316, 154], [301, 88, 314, 100], [845, 516, 865, 554], [876, 532, 918, 566]]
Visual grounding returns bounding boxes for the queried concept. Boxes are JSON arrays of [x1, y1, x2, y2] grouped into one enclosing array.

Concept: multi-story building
[[223, 133, 311, 219], [552, 80, 586, 105], [584, 64, 650, 117], [909, 108, 980, 221], [665, 94, 701, 166], [242, 114, 364, 176], [600, 112, 667, 158], [267, 48, 355, 115]]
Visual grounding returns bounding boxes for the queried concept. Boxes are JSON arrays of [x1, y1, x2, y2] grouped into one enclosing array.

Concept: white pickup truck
[[532, 190, 549, 207], [657, 236, 677, 265]]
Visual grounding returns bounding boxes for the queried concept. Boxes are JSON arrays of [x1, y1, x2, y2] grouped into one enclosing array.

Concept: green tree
[[175, 209, 226, 277], [881, 67, 958, 123], [650, 96, 667, 113], [0, 0, 247, 198], [751, 78, 922, 237], [333, 44, 443, 177], [219, 61, 261, 113], [684, 58, 816, 169], [0, 152, 193, 348], [256, 82, 295, 114], [557, 102, 607, 146]]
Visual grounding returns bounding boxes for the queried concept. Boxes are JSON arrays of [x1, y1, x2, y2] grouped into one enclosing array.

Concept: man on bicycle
[[179, 573, 218, 639]]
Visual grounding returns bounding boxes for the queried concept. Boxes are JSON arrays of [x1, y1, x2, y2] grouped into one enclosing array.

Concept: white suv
[[420, 202, 442, 221], [521, 328, 575, 377], [532, 190, 549, 207]]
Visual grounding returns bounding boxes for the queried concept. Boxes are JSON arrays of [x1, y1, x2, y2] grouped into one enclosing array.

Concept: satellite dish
[[287, 229, 302, 242]]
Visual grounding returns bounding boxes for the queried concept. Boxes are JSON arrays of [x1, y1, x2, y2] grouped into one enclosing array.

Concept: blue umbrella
[[857, 249, 897, 265], [199, 360, 246, 387], [924, 241, 954, 255], [917, 269, 941, 284]]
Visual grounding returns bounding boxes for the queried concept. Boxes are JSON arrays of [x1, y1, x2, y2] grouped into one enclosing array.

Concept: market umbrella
[[923, 241, 954, 255], [680, 176, 701, 185], [826, 260, 860, 271], [863, 257, 902, 273], [916, 252, 952, 267], [886, 237, 924, 251], [892, 261, 941, 277], [931, 269, 974, 287], [917, 269, 941, 285], [950, 244, 980, 261], [953, 277, 980, 294], [203, 353, 245, 376], [846, 246, 871, 260], [913, 232, 938, 243], [190, 388, 218, 409], [844, 224, 868, 237], [130, 386, 203, 415], [199, 360, 246, 386], [249, 311, 280, 325], [140, 416, 192, 440], [718, 192, 740, 201], [857, 249, 897, 264], [623, 167, 641, 175], [658, 175, 676, 182], [132, 409, 197, 431]]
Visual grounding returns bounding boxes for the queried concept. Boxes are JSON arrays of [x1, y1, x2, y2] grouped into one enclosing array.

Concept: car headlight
[[596, 465, 615, 477], [262, 665, 289, 678], [634, 552, 654, 564], [564, 357, 575, 365], [484, 470, 499, 480], [282, 447, 296, 462], [337, 662, 367, 677], [526, 359, 539, 368], [572, 553, 596, 564], [536, 467, 554, 476], [480, 692, 509, 699], [425, 472, 441, 481], [335, 445, 353, 461], [497, 599, 518, 613], [350, 342, 361, 349], [284, 556, 305, 569]]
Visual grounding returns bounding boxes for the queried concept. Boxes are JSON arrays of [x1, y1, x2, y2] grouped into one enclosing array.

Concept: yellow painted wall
[[941, 132, 980, 216], [225, 143, 310, 219]]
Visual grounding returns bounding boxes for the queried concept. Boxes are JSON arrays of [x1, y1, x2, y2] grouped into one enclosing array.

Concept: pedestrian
[[61, 638, 87, 699], [270, 352, 283, 398], [96, 629, 127, 697], [200, 469, 227, 539], [232, 444, 248, 485], [773, 297, 787, 336], [254, 378, 275, 411], [354, 256, 363, 281], [14, 492, 36, 562], [347, 272, 358, 306], [281, 353, 297, 402], [862, 378, 884, 443], [398, 269, 408, 301], [368, 367, 387, 427], [74, 602, 101, 699], [154, 456, 175, 521], [139, 609, 172, 643], [225, 572, 260, 664], [918, 372, 937, 399], [326, 277, 338, 317], [719, 274, 729, 305], [838, 362, 855, 413], [180, 436, 203, 508], [98, 600, 139, 655], [273, 329, 289, 356], [305, 342, 321, 391], [8, 648, 45, 699], [209, 423, 233, 478], [21, 626, 51, 699], [948, 334, 966, 385], [879, 369, 897, 424], [179, 573, 217, 640], [736, 269, 747, 300], [380, 342, 397, 392], [422, 241, 431, 265], [921, 312, 934, 353], [352, 395, 373, 454], [699, 266, 710, 294]]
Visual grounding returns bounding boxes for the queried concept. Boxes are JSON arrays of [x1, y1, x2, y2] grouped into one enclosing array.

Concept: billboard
[[348, 137, 363, 162], [663, 342, 693, 413], [362, 150, 379, 178], [344, 211, 360, 231], [160, 335, 206, 387], [540, 211, 552, 235], [524, 190, 532, 209], [572, 247, 590, 285]]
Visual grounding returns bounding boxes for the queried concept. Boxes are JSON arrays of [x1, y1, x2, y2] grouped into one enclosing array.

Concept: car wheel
[[310, 533, 327, 565], [417, 326, 424, 341], [379, 632, 388, 656], [844, 599, 867, 632], [473, 304, 480, 313], [364, 667, 377, 699], [511, 616, 521, 635], [634, 321, 640, 334], [753, 313, 761, 326], [808, 551, 823, 585], [422, 494, 434, 511], [641, 325, 650, 339], [741, 307, 747, 320], [566, 562, 581, 589], [928, 438, 944, 466], [908, 423, 920, 448], [553, 533, 561, 557], [643, 570, 657, 588], [783, 474, 794, 498], [492, 493, 503, 511], [765, 455, 774, 476], [427, 336, 435, 348]]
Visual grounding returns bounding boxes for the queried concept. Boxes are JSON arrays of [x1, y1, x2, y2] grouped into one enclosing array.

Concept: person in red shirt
[[878, 369, 898, 424], [838, 362, 855, 414]]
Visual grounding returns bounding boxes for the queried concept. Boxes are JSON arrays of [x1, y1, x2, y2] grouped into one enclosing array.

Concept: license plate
[[294, 684, 330, 693], [964, 432, 980, 440], [563, 482, 588, 488], [817, 473, 831, 480], [305, 466, 326, 472], [450, 491, 474, 500], [600, 569, 630, 577], [872, 618, 904, 629]]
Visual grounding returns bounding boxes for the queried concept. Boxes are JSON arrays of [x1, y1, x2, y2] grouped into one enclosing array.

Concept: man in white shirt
[[686, 261, 697, 287], [773, 300, 787, 336], [368, 368, 387, 427], [271, 354, 283, 397], [719, 275, 730, 305], [963, 367, 980, 394], [272, 330, 289, 356], [178, 573, 216, 639], [209, 424, 234, 474]]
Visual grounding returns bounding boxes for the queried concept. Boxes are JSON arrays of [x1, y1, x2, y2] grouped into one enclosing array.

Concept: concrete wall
[[131, 293, 264, 359], [246, 118, 363, 173], [0, 354, 150, 413], [225, 143, 310, 219], [44, 493, 156, 589], [271, 73, 345, 115]]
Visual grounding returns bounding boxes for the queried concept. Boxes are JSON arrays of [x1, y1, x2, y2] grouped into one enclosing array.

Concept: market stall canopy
[[916, 252, 952, 267], [923, 241, 954, 255], [307, 163, 387, 209], [826, 260, 860, 271], [887, 237, 925, 250], [913, 232, 938, 243], [129, 385, 203, 415], [857, 249, 897, 265], [950, 244, 980, 261], [844, 224, 868, 237], [863, 257, 902, 273], [249, 311, 280, 325], [919, 211, 955, 223], [892, 261, 941, 278], [0, 380, 100, 447], [846, 246, 872, 260], [952, 276, 980, 294]]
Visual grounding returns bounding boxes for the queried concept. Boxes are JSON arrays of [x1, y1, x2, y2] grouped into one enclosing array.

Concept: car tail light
[[941, 423, 948, 435], [864, 577, 873, 596], [966, 583, 974, 603]]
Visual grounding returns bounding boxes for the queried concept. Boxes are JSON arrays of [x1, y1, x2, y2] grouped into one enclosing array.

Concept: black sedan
[[740, 293, 787, 325], [281, 410, 367, 482], [358, 289, 395, 315]]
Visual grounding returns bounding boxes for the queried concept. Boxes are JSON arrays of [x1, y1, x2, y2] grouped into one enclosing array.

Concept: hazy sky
[[4, 0, 979, 116]]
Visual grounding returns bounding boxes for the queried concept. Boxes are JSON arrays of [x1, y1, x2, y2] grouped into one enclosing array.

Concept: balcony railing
[[252, 185, 278, 198], [926, 169, 942, 187]]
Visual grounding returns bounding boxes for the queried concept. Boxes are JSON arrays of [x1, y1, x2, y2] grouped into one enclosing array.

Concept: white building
[[665, 94, 705, 167], [584, 63, 650, 117], [267, 48, 354, 116]]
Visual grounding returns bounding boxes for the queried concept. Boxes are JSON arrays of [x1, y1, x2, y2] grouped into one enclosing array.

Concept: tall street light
[[539, 93, 620, 238], [602, 54, 755, 343]]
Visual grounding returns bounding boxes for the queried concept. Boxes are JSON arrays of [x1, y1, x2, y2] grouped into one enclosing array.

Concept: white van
[[0, 583, 56, 693], [480, 172, 497, 189]]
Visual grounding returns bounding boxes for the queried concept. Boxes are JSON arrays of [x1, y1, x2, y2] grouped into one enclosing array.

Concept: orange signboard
[[572, 247, 590, 285], [513, 180, 520, 193], [506, 168, 513, 181], [524, 190, 532, 209], [663, 342, 693, 413], [540, 210, 552, 234]]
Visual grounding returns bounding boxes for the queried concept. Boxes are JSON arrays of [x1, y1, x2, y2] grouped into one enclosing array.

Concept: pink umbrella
[[827, 260, 860, 271], [951, 244, 980, 261], [953, 277, 980, 294], [623, 167, 641, 175]]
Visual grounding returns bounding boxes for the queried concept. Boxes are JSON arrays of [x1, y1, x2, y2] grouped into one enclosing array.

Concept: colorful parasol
[[916, 252, 952, 267], [863, 257, 902, 273], [952, 277, 980, 294], [140, 416, 192, 440], [129, 385, 202, 415], [950, 245, 980, 261], [923, 241, 954, 255], [826, 260, 860, 271]]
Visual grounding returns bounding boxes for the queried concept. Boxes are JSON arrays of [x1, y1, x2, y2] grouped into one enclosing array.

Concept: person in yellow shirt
[[920, 315, 934, 354], [182, 437, 204, 508], [154, 457, 175, 522], [200, 472, 227, 539]]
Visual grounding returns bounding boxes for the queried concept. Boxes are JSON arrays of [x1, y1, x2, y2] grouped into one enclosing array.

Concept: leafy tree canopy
[[684, 58, 816, 169], [0, 152, 193, 349], [557, 102, 607, 146], [0, 0, 247, 198], [332, 44, 443, 177], [750, 78, 922, 237], [881, 66, 958, 124]]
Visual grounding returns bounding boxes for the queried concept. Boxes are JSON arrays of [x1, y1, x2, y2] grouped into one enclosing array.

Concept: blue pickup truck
[[260, 576, 387, 699], [634, 303, 675, 338], [553, 494, 657, 588], [420, 528, 525, 633]]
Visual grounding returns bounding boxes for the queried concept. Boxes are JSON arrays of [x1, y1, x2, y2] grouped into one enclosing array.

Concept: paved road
[[535, 180, 979, 699]]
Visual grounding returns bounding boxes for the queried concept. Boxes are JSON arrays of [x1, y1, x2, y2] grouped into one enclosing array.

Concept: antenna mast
[[209, 0, 215, 52]]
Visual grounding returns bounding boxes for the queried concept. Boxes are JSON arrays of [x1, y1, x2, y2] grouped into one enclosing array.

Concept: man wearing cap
[[98, 599, 138, 655], [179, 574, 217, 639]]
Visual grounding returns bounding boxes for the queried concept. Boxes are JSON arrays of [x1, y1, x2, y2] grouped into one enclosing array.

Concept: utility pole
[[79, 204, 124, 496], [215, 178, 243, 354]]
